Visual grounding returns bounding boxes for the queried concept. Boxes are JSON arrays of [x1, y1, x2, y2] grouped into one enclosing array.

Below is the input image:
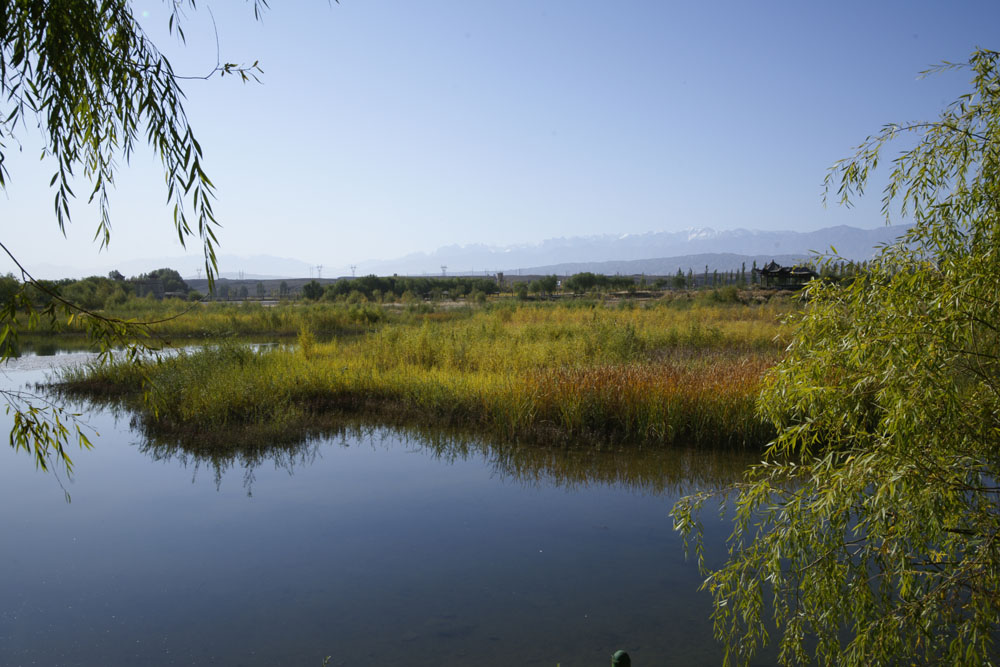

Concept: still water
[[0, 353, 770, 666]]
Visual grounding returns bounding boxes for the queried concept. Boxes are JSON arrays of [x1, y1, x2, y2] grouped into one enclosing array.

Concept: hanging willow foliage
[[673, 48, 1000, 666], [0, 1, 269, 476]]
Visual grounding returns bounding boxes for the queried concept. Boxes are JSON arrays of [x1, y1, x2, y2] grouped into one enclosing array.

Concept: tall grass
[[58, 297, 790, 448], [19, 298, 395, 341]]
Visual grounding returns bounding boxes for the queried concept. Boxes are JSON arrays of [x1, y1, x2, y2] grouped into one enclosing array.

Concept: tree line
[[0, 260, 883, 312], [0, 268, 197, 311]]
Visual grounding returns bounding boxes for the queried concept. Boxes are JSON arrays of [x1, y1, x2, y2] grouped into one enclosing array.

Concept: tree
[[132, 267, 189, 294], [563, 272, 598, 293], [673, 49, 1000, 665], [531, 274, 558, 297], [302, 280, 324, 300], [0, 1, 265, 475]]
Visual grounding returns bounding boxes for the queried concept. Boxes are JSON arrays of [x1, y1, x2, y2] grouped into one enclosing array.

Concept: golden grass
[[58, 296, 790, 448]]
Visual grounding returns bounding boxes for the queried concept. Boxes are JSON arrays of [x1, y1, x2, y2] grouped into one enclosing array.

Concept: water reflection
[[38, 345, 754, 497], [1, 351, 774, 666], [133, 416, 753, 496]]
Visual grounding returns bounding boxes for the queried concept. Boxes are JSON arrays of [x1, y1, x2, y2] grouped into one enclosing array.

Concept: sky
[[3, 0, 1000, 278]]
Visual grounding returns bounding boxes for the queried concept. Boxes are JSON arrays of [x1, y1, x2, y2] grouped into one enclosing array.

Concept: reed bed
[[58, 297, 790, 448], [22, 299, 395, 340]]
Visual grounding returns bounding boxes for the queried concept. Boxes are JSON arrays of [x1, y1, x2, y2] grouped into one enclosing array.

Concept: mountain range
[[16, 224, 910, 280], [343, 224, 910, 277]]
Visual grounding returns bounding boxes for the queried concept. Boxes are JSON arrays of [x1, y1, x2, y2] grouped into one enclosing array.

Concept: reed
[[18, 299, 398, 341], [57, 296, 790, 448]]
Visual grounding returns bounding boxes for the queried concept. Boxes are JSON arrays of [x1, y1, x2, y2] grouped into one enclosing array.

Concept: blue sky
[[3, 1, 999, 277]]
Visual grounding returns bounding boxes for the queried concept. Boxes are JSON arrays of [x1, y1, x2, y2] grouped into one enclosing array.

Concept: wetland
[[3, 295, 789, 665]]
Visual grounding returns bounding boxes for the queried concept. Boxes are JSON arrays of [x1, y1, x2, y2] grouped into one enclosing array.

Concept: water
[[0, 353, 768, 666]]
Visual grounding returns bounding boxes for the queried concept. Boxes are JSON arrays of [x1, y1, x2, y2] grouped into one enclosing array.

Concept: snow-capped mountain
[[345, 224, 910, 277], [16, 224, 911, 280]]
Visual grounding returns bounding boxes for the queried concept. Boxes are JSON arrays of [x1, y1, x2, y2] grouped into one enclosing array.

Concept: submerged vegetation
[[56, 294, 789, 449]]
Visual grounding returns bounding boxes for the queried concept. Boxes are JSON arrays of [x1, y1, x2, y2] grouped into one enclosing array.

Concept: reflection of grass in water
[[131, 415, 753, 497], [9, 334, 100, 357], [56, 300, 788, 451], [30, 341, 59, 356]]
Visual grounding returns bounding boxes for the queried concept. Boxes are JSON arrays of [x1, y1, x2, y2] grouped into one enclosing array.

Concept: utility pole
[[316, 265, 323, 280], [441, 265, 447, 277], [350, 265, 357, 278]]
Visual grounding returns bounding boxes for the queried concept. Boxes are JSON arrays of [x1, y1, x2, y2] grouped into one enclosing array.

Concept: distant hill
[[13, 254, 319, 281], [13, 223, 910, 281], [345, 224, 910, 277], [515, 253, 814, 277]]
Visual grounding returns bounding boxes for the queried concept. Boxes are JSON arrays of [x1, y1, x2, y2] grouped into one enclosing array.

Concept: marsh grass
[[21, 299, 396, 342], [57, 298, 789, 448]]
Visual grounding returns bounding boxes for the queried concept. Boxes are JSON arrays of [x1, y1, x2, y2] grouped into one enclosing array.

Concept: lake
[[0, 352, 773, 666]]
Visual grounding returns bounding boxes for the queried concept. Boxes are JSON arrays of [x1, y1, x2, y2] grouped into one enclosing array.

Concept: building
[[753, 260, 816, 289]]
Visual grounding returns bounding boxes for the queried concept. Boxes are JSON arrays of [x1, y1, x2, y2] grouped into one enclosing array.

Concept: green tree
[[0, 1, 265, 474], [527, 274, 558, 298], [564, 272, 600, 293], [538, 274, 559, 296], [132, 267, 189, 294], [673, 49, 1000, 665], [302, 280, 324, 300], [0, 274, 20, 305], [672, 269, 686, 289]]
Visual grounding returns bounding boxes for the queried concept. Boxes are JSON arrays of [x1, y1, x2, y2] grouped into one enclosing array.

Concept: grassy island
[[56, 292, 791, 448]]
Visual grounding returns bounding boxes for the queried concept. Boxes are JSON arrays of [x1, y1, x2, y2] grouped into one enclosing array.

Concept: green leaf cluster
[[674, 49, 1000, 665], [0, 2, 265, 477], [0, 1, 234, 280]]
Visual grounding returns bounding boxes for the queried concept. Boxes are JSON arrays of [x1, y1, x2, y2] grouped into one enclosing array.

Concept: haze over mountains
[[351, 224, 909, 278], [22, 224, 909, 280]]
